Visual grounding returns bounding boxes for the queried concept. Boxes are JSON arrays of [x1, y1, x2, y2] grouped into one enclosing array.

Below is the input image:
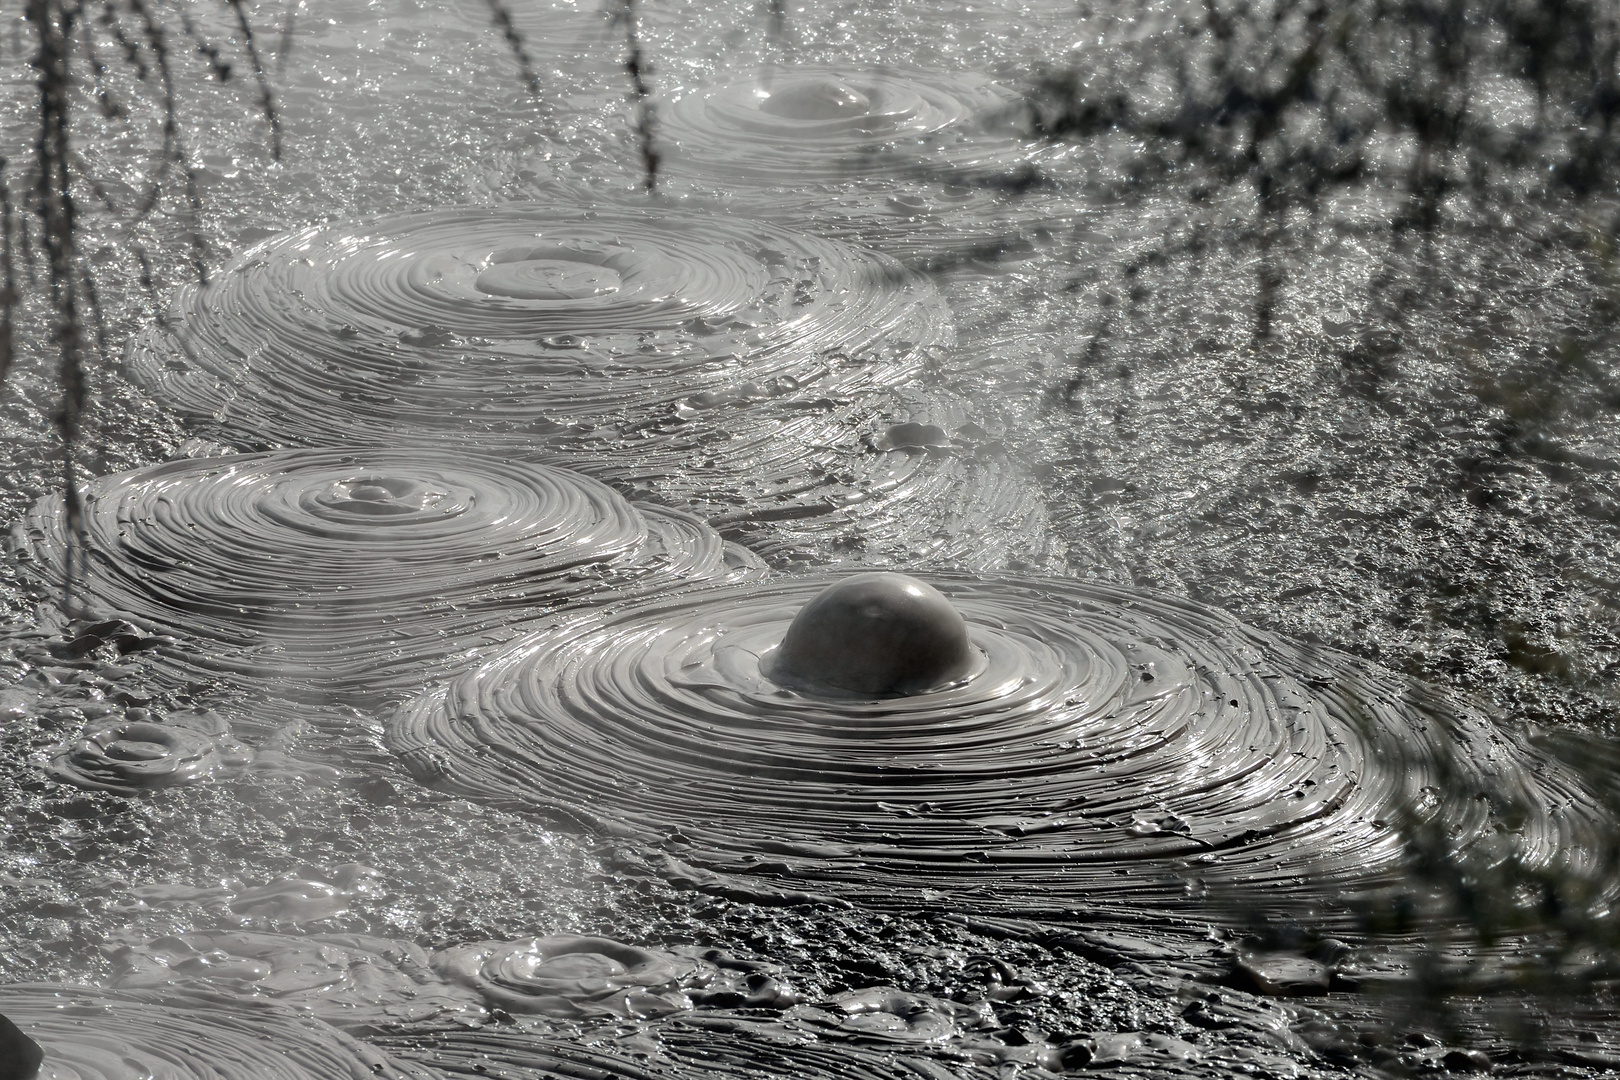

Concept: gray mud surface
[[3, 0, 1620, 1077]]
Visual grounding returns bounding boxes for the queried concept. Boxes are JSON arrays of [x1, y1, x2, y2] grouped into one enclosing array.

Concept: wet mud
[[1, 0, 1619, 1075], [661, 66, 1061, 185], [0, 984, 440, 1079]]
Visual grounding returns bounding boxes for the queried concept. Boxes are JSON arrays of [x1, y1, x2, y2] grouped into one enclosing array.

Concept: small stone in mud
[[1233, 951, 1329, 996], [0, 1010, 44, 1080], [765, 573, 974, 696]]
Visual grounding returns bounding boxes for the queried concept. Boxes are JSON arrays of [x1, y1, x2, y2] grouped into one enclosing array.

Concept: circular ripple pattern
[[389, 574, 1607, 920], [431, 935, 699, 1019], [662, 66, 1061, 185], [126, 205, 949, 447], [0, 984, 439, 1079], [9, 449, 762, 702], [48, 719, 225, 794]]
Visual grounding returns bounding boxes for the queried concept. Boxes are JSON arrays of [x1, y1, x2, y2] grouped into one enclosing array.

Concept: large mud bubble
[[125, 204, 952, 447], [7, 448, 761, 708], [388, 572, 1609, 924]]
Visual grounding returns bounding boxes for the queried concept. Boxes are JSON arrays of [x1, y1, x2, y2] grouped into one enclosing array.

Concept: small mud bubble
[[48, 715, 228, 795], [765, 573, 975, 696], [873, 421, 951, 452], [432, 936, 700, 1019], [664, 66, 1061, 184]]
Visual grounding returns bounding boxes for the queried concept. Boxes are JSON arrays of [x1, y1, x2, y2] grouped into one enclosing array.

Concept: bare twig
[[484, 0, 540, 99], [613, 0, 659, 191]]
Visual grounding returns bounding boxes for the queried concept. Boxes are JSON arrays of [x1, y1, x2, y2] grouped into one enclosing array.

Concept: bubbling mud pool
[[389, 571, 1607, 922], [125, 204, 951, 446], [3, 0, 1618, 1070], [8, 449, 761, 716]]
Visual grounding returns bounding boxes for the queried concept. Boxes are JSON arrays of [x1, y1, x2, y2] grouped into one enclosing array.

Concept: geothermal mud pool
[[3, 0, 1620, 1077]]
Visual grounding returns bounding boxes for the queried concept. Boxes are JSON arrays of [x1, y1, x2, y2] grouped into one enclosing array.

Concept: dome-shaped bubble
[[8, 449, 762, 704], [767, 573, 976, 696], [431, 935, 700, 1019], [388, 573, 1608, 923], [110, 930, 487, 1033], [125, 205, 950, 449], [662, 67, 1059, 186], [0, 984, 439, 1079]]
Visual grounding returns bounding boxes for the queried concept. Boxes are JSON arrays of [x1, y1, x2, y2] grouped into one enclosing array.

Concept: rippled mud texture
[[9, 449, 761, 710], [380, 1022, 1015, 1080], [662, 66, 1059, 185], [390, 572, 1606, 923], [0, 984, 440, 1079], [549, 382, 1059, 571], [126, 204, 951, 448], [111, 930, 488, 1032], [645, 64, 1083, 263], [378, 998, 1312, 1080], [434, 935, 707, 1020], [47, 710, 247, 796]]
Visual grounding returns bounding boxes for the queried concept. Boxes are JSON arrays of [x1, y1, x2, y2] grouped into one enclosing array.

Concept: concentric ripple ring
[[662, 66, 1062, 184], [0, 984, 439, 1079], [388, 573, 1608, 921], [126, 205, 950, 447], [8, 449, 762, 701], [48, 719, 224, 794], [431, 935, 699, 1018]]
